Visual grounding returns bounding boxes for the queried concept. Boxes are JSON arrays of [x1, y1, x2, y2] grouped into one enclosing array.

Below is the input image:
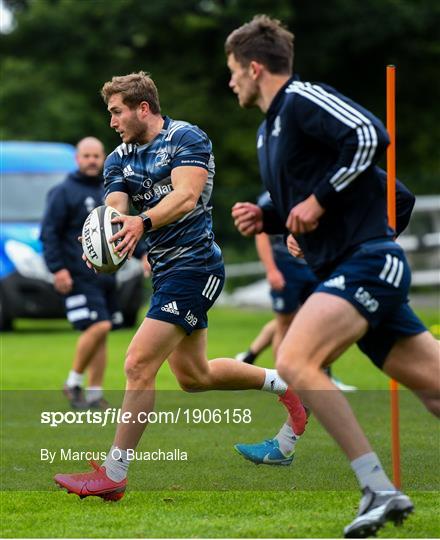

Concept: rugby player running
[[53, 71, 307, 500], [227, 15, 440, 538]]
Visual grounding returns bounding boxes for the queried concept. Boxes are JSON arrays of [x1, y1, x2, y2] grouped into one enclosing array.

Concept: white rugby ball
[[82, 205, 127, 273]]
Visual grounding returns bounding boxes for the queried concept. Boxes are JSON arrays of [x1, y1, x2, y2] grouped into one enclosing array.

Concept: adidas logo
[[323, 275, 345, 290], [123, 165, 134, 178], [161, 301, 179, 315]]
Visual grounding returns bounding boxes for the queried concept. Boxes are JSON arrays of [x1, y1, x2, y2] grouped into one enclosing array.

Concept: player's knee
[[175, 371, 210, 393], [276, 353, 301, 386], [89, 320, 112, 337], [276, 349, 316, 389], [280, 364, 316, 392], [124, 349, 155, 384]]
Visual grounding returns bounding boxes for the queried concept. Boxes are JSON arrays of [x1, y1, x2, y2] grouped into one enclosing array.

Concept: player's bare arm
[[107, 191, 130, 215], [110, 166, 207, 258], [145, 165, 207, 228], [285, 194, 325, 235], [255, 232, 285, 291], [231, 202, 263, 236]]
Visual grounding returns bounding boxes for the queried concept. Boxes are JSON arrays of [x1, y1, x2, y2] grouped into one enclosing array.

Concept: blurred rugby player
[[227, 15, 439, 538]]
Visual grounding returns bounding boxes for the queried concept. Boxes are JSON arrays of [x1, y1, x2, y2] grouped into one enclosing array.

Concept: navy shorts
[[271, 258, 319, 314], [315, 239, 426, 368], [147, 267, 225, 334], [65, 280, 123, 331]]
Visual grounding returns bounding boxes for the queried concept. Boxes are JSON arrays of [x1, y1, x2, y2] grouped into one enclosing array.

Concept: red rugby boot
[[54, 460, 126, 501]]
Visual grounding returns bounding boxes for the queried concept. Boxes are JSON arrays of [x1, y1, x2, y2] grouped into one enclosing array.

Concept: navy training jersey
[[104, 116, 223, 277], [257, 76, 392, 278], [41, 171, 115, 286]]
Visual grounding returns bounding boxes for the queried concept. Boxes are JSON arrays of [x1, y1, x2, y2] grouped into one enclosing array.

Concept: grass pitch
[[1, 306, 439, 538]]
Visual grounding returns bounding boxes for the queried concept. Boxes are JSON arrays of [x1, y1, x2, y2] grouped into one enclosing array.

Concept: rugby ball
[[82, 205, 127, 273]]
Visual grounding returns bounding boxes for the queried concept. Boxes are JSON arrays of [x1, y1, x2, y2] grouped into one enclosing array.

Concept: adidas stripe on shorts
[[315, 239, 426, 368], [146, 267, 225, 334]]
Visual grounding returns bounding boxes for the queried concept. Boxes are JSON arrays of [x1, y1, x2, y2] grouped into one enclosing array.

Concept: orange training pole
[[386, 64, 401, 489]]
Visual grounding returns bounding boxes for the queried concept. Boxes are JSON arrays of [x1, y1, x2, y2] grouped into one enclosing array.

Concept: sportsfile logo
[[161, 301, 180, 315]]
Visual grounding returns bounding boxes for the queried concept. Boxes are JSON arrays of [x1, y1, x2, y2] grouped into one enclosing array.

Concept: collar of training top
[[266, 74, 300, 119]]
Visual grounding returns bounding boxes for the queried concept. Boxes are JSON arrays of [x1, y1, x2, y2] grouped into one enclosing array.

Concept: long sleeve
[[291, 81, 390, 208], [258, 191, 288, 234], [395, 179, 415, 236], [376, 169, 415, 237], [40, 185, 69, 273]]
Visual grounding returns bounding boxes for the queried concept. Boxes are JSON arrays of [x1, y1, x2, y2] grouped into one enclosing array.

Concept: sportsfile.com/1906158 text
[[40, 408, 253, 428]]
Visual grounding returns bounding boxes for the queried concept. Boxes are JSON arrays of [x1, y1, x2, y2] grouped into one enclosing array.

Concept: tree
[[1, 0, 439, 256]]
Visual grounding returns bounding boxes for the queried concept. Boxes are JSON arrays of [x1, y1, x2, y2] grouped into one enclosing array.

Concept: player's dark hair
[[225, 14, 294, 74], [101, 71, 161, 114]]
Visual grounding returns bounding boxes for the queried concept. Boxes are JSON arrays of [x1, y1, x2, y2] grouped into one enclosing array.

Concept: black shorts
[[64, 279, 122, 331]]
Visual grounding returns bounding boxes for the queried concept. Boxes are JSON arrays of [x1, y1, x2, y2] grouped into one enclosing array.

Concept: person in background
[[41, 137, 123, 409]]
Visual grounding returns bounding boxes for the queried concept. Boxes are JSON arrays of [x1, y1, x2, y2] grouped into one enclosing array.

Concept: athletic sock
[[66, 370, 84, 388], [351, 452, 395, 492], [86, 386, 103, 403], [274, 422, 299, 456], [236, 350, 257, 363], [243, 350, 257, 364], [103, 445, 131, 482], [261, 369, 288, 395]]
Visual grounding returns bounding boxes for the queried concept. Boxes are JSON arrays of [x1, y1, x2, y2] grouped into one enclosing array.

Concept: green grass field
[[1, 306, 439, 538]]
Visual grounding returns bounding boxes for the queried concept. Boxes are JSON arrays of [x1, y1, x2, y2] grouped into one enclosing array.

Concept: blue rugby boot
[[234, 438, 294, 466]]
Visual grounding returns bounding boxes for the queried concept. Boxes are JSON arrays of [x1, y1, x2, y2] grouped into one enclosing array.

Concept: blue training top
[[104, 116, 223, 277], [40, 171, 115, 286]]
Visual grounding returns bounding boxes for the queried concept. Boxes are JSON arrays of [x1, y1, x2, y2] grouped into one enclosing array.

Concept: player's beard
[[83, 164, 101, 176], [239, 82, 259, 109], [124, 115, 148, 144]]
